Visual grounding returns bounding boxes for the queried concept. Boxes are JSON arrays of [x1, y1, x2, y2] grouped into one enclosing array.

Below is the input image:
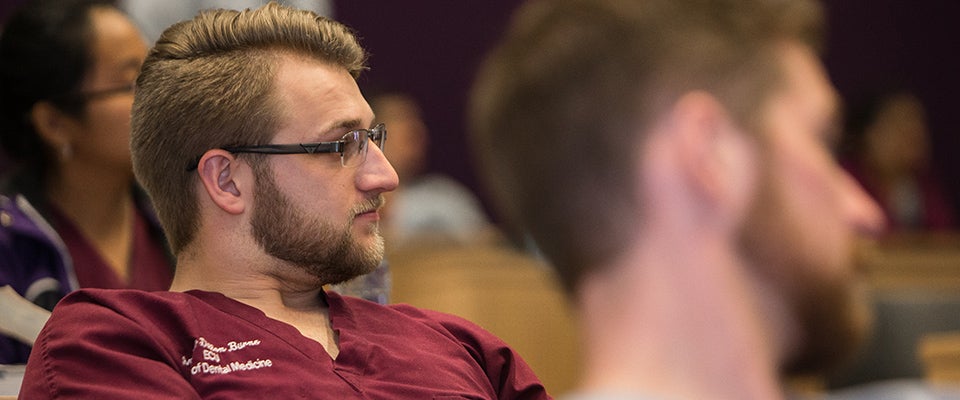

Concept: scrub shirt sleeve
[[426, 309, 552, 400], [18, 291, 201, 399]]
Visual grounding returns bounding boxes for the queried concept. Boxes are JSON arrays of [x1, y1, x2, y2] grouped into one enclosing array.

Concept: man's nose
[[358, 141, 399, 193]]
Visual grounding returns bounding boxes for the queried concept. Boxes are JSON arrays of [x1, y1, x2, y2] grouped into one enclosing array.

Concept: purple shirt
[[0, 193, 172, 364]]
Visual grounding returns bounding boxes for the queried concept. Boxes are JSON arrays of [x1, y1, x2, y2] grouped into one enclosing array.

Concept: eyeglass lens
[[341, 125, 386, 167]]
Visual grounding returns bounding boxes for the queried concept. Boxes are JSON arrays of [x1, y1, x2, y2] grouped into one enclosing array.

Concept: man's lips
[[356, 209, 380, 219], [353, 195, 385, 220]]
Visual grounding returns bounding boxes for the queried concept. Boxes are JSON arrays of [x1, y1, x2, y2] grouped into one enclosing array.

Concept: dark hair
[[0, 0, 117, 194]]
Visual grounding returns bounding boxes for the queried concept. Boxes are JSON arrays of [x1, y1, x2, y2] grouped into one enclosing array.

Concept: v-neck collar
[[183, 289, 360, 364]]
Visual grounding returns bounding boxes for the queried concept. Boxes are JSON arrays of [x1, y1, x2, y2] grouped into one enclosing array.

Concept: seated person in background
[[0, 0, 172, 364], [839, 91, 954, 232], [468, 0, 941, 398], [369, 89, 499, 249], [19, 4, 549, 399]]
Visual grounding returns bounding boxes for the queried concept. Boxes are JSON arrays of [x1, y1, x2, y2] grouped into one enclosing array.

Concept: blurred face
[[738, 42, 885, 374], [865, 94, 930, 174], [375, 95, 429, 182], [71, 6, 146, 172], [250, 57, 399, 285]]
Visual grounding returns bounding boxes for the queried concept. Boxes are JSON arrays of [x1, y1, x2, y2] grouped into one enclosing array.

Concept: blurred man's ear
[[649, 91, 758, 228]]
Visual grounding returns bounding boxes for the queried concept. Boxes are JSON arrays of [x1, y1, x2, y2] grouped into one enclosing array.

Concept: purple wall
[[824, 1, 960, 213], [333, 1, 516, 217], [334, 0, 960, 220]]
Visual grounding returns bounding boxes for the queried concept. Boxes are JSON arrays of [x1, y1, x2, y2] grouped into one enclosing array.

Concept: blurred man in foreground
[[470, 0, 892, 399]]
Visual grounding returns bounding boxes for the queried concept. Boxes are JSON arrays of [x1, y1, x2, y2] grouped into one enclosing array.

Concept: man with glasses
[[18, 4, 548, 399], [468, 0, 954, 399]]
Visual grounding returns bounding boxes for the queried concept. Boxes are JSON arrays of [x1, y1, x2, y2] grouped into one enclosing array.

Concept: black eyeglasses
[[186, 123, 387, 171]]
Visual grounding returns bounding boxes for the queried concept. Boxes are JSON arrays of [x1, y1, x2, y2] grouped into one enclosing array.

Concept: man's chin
[[352, 218, 383, 237]]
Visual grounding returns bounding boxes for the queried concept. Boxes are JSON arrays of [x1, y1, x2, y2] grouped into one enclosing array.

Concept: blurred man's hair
[[470, 0, 823, 294]]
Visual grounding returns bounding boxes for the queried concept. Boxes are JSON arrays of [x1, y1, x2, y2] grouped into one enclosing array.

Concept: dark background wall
[[333, 1, 517, 219], [5, 1, 953, 221], [333, 0, 960, 223], [824, 1, 960, 217]]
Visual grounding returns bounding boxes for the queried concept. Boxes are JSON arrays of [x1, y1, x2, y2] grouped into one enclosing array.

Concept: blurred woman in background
[[0, 0, 172, 364], [841, 91, 955, 233]]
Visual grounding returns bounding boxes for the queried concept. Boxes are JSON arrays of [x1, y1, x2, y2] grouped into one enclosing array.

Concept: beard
[[249, 163, 385, 286], [737, 170, 873, 376]]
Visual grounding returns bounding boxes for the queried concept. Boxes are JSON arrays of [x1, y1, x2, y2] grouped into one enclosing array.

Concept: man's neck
[[172, 250, 340, 359], [576, 234, 786, 400]]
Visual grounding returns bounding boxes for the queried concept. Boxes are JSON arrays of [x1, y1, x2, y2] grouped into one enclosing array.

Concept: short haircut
[[470, 0, 823, 294], [131, 2, 366, 254]]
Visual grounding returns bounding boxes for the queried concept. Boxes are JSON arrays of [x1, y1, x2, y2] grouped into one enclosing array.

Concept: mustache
[[352, 195, 385, 216]]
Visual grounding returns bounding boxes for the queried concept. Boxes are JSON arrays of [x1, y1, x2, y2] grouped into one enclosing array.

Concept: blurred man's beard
[[737, 172, 872, 376], [250, 164, 384, 285]]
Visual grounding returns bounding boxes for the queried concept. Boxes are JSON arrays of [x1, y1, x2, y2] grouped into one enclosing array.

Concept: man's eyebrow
[[312, 119, 364, 141], [333, 119, 364, 131]]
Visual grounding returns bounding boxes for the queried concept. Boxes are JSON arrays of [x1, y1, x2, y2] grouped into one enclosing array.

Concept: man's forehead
[[271, 56, 373, 138], [777, 43, 836, 107], [754, 43, 838, 137]]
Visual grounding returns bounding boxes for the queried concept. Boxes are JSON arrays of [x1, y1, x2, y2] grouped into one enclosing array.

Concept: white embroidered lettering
[[202, 349, 221, 362], [228, 358, 273, 371], [184, 337, 273, 376], [195, 337, 227, 353], [227, 339, 261, 352]]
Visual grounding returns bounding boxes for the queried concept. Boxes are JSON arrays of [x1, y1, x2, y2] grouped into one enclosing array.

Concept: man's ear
[[196, 150, 247, 215], [670, 91, 757, 215]]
